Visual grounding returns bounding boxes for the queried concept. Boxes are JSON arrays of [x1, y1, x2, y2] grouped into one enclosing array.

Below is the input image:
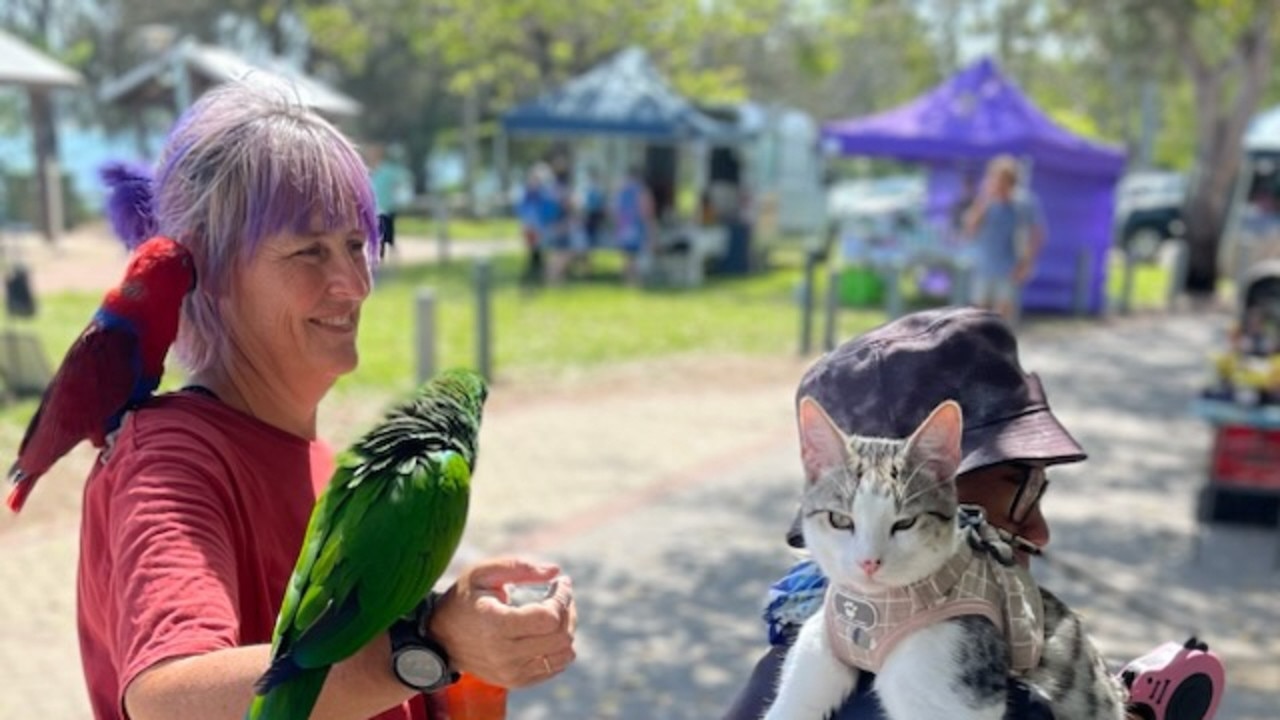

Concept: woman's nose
[[329, 252, 371, 300], [1017, 504, 1051, 550]]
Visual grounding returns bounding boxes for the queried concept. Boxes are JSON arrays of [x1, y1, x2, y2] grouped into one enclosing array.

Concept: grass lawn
[[395, 215, 521, 242], [1105, 251, 1176, 311], [0, 246, 1177, 428], [0, 248, 892, 425], [347, 247, 890, 393]]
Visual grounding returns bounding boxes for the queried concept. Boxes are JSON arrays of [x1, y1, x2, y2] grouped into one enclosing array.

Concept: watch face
[[394, 648, 446, 689]]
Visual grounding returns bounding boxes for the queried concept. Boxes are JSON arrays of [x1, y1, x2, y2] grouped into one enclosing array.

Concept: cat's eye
[[827, 512, 854, 531], [890, 516, 918, 534]]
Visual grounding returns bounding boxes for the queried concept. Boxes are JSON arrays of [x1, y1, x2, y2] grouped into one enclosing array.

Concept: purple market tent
[[822, 57, 1127, 313]]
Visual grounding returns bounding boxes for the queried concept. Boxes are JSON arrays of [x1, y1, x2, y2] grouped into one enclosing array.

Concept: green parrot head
[[353, 368, 488, 479]]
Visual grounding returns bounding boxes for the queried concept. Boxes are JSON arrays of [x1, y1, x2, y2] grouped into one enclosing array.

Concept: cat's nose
[[860, 558, 882, 576]]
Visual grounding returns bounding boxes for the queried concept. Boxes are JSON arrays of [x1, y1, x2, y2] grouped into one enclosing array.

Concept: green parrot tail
[[244, 665, 329, 720]]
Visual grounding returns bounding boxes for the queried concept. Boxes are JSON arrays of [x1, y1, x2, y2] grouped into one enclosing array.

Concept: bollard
[[883, 263, 904, 320], [473, 258, 492, 381], [823, 264, 841, 351], [799, 250, 817, 355], [949, 260, 970, 308], [1073, 247, 1093, 316], [1164, 239, 1190, 312], [1118, 245, 1136, 315], [434, 194, 451, 264], [415, 289, 437, 384]]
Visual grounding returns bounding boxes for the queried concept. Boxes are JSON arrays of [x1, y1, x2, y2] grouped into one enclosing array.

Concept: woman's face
[[957, 462, 1051, 562], [225, 220, 372, 388]]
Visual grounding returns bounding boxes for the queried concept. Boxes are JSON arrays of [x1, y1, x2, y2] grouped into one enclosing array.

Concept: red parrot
[[6, 236, 196, 512]]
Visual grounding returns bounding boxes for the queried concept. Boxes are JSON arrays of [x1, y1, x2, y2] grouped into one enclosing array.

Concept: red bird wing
[[13, 322, 139, 480]]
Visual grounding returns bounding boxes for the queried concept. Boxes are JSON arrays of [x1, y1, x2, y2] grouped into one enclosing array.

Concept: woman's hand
[[427, 557, 577, 689]]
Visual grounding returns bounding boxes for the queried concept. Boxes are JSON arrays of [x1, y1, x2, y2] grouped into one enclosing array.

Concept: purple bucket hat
[[786, 307, 1085, 548]]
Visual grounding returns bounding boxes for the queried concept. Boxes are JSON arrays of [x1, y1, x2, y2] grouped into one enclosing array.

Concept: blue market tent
[[822, 57, 1128, 314], [501, 47, 736, 141]]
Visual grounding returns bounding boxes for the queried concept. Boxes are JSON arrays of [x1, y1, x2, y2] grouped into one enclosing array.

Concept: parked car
[[1114, 171, 1187, 263]]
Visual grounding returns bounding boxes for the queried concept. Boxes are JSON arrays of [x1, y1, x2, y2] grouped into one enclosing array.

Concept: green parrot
[[246, 368, 488, 720]]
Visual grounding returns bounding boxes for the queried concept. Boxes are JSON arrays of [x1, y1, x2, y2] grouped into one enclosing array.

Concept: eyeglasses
[[1008, 464, 1048, 524]]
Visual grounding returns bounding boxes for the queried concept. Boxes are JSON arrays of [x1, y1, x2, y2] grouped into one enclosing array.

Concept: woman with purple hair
[[78, 81, 576, 720]]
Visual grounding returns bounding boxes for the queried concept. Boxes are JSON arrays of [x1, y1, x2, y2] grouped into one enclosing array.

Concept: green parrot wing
[[255, 368, 485, 700], [268, 449, 471, 673]]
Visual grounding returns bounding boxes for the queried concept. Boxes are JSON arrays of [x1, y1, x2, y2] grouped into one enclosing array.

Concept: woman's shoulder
[[116, 390, 301, 461]]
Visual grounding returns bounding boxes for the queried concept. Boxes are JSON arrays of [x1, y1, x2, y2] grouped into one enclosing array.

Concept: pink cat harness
[[823, 541, 1044, 674]]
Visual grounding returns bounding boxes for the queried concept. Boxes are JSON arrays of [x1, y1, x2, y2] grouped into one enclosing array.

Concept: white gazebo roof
[[0, 29, 82, 89], [100, 38, 360, 118]]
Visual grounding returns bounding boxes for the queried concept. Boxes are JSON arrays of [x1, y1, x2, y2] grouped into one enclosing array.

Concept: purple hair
[[99, 160, 157, 250], [151, 80, 379, 376]]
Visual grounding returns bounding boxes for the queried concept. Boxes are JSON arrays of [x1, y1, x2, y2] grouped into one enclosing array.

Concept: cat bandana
[[823, 540, 1044, 674]]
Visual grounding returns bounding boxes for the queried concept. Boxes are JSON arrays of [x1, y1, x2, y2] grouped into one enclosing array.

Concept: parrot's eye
[[121, 282, 143, 300]]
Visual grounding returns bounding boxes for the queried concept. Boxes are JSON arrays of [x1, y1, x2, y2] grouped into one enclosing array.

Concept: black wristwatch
[[389, 593, 458, 694]]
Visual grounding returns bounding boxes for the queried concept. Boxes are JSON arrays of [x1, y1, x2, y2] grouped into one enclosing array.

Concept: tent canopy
[[821, 57, 1128, 314], [822, 57, 1125, 178], [501, 47, 735, 141], [99, 37, 360, 118]]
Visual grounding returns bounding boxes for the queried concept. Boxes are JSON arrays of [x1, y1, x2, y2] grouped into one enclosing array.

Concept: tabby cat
[[763, 398, 1126, 720]]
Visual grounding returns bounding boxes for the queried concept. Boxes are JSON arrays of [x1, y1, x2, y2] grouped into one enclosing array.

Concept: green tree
[[1150, 0, 1278, 291]]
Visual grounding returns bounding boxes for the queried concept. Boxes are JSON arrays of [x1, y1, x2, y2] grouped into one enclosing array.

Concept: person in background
[[517, 163, 551, 287], [77, 82, 577, 720], [725, 308, 1081, 720], [612, 165, 656, 287], [963, 155, 1045, 323], [540, 155, 575, 286], [573, 166, 609, 278], [368, 142, 414, 261]]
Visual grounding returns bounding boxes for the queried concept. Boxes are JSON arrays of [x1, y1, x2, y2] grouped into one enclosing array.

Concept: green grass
[[395, 215, 521, 241], [0, 249, 889, 426], [7, 247, 1168, 426], [1105, 252, 1174, 311], [346, 248, 887, 393]]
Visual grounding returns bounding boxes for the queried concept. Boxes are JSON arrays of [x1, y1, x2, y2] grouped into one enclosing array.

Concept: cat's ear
[[797, 396, 848, 484], [904, 400, 963, 483]]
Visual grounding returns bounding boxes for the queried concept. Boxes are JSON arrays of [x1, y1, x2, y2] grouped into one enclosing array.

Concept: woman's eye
[[891, 516, 918, 534], [347, 238, 367, 254], [295, 245, 324, 258], [828, 512, 854, 531]]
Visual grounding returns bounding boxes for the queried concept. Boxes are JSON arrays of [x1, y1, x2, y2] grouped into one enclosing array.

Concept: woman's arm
[[124, 634, 412, 720]]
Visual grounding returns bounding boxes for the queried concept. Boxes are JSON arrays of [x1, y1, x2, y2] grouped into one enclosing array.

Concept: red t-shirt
[[77, 391, 426, 719]]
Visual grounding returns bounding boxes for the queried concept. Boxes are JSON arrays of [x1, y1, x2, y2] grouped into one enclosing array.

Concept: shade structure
[[822, 57, 1128, 314], [100, 37, 360, 119], [0, 29, 83, 241], [0, 29, 82, 89], [501, 47, 736, 141]]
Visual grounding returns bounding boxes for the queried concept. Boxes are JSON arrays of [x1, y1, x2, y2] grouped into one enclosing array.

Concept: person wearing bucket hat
[[723, 307, 1085, 720]]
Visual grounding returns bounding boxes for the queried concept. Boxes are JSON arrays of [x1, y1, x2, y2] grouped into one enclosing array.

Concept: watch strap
[[389, 593, 459, 692]]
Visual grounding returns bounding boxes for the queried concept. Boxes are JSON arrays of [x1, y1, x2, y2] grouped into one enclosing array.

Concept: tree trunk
[[29, 88, 62, 243], [1178, 6, 1274, 293]]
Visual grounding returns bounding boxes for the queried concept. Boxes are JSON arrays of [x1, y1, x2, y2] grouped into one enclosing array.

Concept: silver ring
[[540, 655, 553, 675]]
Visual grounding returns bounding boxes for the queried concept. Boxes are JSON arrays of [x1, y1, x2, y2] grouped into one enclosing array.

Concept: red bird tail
[[6, 477, 33, 513]]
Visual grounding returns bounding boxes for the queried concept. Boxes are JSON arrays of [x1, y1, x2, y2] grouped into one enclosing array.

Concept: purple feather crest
[[100, 160, 157, 250]]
